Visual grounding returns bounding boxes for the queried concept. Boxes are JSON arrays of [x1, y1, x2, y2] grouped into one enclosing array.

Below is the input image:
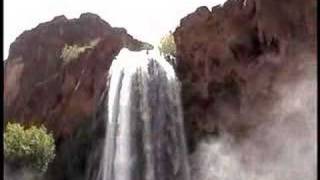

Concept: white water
[[98, 48, 190, 180]]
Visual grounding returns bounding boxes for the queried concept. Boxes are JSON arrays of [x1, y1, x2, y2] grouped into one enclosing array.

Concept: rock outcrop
[[4, 13, 151, 139], [174, 0, 316, 150], [3, 13, 154, 179]]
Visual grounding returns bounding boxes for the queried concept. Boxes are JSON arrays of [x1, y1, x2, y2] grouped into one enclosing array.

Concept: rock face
[[174, 0, 316, 150], [3, 13, 153, 179], [4, 13, 151, 139]]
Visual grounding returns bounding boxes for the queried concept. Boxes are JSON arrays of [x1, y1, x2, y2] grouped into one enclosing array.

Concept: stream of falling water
[[97, 48, 190, 180]]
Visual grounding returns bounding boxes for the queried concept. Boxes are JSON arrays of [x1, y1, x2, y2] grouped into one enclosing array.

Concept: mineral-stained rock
[[3, 13, 152, 179], [174, 0, 316, 151], [4, 12, 150, 139]]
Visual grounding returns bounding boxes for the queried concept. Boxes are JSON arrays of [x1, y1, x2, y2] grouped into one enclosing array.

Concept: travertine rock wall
[[174, 0, 316, 150]]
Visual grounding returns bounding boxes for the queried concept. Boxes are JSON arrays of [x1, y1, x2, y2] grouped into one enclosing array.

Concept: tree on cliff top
[[158, 31, 176, 58]]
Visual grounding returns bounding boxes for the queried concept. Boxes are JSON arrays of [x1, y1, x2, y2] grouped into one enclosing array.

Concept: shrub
[[4, 122, 56, 173], [60, 38, 100, 64], [158, 32, 176, 57]]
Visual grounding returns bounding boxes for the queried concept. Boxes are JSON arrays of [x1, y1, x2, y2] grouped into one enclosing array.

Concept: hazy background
[[3, 0, 226, 59]]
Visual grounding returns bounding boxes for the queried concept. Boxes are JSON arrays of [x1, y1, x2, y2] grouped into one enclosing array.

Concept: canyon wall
[[4, 13, 150, 139], [3, 13, 150, 179], [174, 0, 316, 150]]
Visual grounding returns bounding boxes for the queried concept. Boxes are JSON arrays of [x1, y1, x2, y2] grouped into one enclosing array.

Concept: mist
[[4, 163, 42, 180], [189, 50, 317, 180]]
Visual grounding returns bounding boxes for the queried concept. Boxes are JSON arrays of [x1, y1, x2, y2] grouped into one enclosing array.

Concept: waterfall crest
[[97, 48, 190, 180]]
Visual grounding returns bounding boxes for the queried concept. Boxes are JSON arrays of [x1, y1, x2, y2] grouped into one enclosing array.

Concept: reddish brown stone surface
[[4, 13, 147, 139], [174, 0, 316, 148]]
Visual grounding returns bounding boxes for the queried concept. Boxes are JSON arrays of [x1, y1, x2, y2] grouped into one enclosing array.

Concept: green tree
[[158, 31, 176, 57], [4, 122, 56, 173]]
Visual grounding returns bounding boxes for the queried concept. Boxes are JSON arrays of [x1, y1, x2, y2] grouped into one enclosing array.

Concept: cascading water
[[97, 48, 190, 180]]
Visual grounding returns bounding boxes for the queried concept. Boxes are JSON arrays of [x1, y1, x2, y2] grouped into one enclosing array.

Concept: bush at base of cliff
[[4, 122, 56, 173]]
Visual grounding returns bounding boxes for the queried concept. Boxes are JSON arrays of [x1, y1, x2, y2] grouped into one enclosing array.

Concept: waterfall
[[97, 48, 190, 180]]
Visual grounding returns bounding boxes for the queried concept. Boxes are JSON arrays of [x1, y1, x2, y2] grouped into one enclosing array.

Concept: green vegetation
[[4, 122, 56, 173], [158, 32, 176, 57], [60, 38, 100, 64]]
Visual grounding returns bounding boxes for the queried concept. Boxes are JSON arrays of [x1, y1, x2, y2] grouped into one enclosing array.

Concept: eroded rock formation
[[174, 0, 316, 150], [4, 13, 152, 139], [3, 13, 153, 179]]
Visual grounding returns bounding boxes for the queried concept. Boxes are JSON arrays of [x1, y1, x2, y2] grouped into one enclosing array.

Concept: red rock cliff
[[4, 13, 149, 139], [174, 0, 316, 149]]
